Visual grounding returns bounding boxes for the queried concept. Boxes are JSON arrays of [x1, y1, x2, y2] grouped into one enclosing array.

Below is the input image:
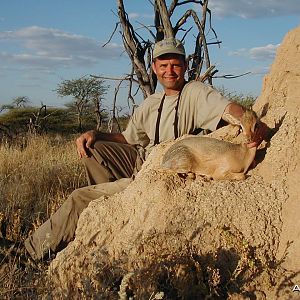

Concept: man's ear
[[152, 62, 157, 75]]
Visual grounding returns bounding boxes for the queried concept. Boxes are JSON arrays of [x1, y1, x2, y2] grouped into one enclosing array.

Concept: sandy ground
[[49, 26, 300, 299]]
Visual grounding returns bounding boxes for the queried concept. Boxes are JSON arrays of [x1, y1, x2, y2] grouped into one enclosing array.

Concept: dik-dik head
[[223, 105, 260, 143], [240, 108, 259, 142]]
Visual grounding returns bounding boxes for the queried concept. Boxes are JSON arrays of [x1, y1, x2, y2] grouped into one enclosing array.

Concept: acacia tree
[[0, 96, 31, 136], [104, 0, 220, 105], [11, 96, 30, 108], [0, 96, 31, 112], [56, 77, 108, 131]]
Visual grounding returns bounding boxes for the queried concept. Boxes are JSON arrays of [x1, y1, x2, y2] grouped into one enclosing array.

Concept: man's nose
[[166, 65, 174, 73]]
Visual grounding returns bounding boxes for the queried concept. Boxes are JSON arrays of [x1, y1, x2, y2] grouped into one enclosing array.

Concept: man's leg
[[83, 141, 139, 185], [24, 178, 132, 260]]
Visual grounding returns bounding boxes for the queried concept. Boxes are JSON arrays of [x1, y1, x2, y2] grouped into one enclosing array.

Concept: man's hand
[[247, 121, 269, 148], [76, 130, 97, 158]]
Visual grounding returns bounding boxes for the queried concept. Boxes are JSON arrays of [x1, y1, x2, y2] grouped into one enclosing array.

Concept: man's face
[[152, 54, 187, 95]]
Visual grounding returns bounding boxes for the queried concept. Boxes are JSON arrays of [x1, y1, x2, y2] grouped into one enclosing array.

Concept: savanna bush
[[217, 86, 257, 109]]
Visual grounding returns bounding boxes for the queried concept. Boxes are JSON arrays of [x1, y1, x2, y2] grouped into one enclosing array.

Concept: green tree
[[56, 77, 109, 132], [0, 107, 79, 135], [11, 96, 30, 108], [217, 86, 256, 109], [0, 96, 30, 113]]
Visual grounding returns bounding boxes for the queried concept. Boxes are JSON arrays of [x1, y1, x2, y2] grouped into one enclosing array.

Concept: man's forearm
[[76, 130, 128, 158], [95, 131, 128, 144], [221, 102, 246, 125]]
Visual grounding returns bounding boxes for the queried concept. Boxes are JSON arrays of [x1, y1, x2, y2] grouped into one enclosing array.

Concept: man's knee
[[81, 140, 117, 171], [69, 186, 91, 205], [68, 186, 103, 212], [91, 140, 115, 156], [82, 140, 106, 163]]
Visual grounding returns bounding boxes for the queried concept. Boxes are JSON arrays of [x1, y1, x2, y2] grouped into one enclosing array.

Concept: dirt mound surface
[[49, 26, 300, 299]]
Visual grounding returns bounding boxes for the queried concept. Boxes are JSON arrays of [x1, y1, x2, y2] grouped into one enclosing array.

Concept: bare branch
[[197, 65, 216, 82], [168, 0, 179, 16], [108, 80, 123, 133], [91, 74, 139, 84], [174, 9, 211, 81], [181, 26, 193, 41], [117, 0, 154, 97], [156, 0, 174, 37], [135, 21, 156, 39], [147, 0, 155, 6], [178, 0, 203, 5], [91, 73, 138, 109], [102, 22, 120, 47], [213, 72, 251, 79], [127, 66, 136, 108]]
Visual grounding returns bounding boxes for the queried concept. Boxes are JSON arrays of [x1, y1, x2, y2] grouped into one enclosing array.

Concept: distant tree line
[[0, 77, 131, 140]]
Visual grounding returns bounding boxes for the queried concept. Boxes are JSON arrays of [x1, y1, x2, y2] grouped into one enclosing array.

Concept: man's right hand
[[76, 130, 97, 158]]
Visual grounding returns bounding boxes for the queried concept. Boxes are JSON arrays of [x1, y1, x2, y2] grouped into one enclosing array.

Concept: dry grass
[[0, 134, 86, 239], [0, 134, 86, 299]]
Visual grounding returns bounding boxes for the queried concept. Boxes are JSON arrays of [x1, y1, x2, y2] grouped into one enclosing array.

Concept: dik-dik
[[161, 109, 259, 180]]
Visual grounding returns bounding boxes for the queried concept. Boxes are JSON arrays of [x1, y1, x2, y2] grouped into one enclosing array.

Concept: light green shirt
[[122, 81, 229, 155]]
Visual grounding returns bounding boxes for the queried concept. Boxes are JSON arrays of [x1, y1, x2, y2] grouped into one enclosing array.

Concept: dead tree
[[94, 0, 220, 120], [92, 0, 220, 130], [107, 81, 123, 133], [114, 0, 220, 100], [28, 103, 57, 135], [93, 94, 103, 131]]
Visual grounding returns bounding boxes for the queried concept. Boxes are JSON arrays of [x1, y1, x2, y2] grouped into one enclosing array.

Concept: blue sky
[[0, 0, 299, 111]]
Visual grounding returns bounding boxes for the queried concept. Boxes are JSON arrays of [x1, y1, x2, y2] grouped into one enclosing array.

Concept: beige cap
[[153, 37, 186, 59]]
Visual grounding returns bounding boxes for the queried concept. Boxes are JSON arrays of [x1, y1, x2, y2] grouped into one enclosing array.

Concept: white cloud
[[209, 0, 300, 18], [128, 12, 154, 20], [249, 44, 279, 60], [249, 65, 270, 75], [229, 43, 280, 60], [128, 13, 140, 19], [0, 26, 124, 69]]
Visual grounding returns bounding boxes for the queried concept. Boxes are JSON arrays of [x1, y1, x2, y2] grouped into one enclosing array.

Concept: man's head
[[152, 38, 187, 95]]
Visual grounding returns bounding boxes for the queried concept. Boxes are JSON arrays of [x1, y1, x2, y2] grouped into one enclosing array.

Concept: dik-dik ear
[[248, 105, 258, 116], [222, 113, 241, 126], [255, 103, 269, 120]]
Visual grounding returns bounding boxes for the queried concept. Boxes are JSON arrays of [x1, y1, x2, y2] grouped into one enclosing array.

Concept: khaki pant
[[25, 141, 141, 260]]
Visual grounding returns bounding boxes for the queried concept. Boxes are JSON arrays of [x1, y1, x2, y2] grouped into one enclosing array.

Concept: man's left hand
[[247, 121, 269, 148]]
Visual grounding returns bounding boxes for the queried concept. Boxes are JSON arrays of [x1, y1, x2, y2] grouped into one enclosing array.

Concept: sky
[[0, 0, 299, 111]]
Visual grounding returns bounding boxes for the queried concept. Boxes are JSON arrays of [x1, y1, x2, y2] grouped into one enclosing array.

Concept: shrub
[[217, 86, 257, 109]]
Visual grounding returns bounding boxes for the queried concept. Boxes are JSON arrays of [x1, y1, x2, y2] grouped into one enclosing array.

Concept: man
[[25, 37, 266, 260]]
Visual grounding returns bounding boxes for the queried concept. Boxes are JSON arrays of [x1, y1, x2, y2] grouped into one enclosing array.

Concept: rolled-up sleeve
[[195, 84, 229, 131], [122, 105, 150, 147]]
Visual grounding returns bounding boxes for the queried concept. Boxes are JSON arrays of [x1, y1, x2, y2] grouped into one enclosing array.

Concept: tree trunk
[[94, 98, 102, 131], [117, 0, 155, 98]]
